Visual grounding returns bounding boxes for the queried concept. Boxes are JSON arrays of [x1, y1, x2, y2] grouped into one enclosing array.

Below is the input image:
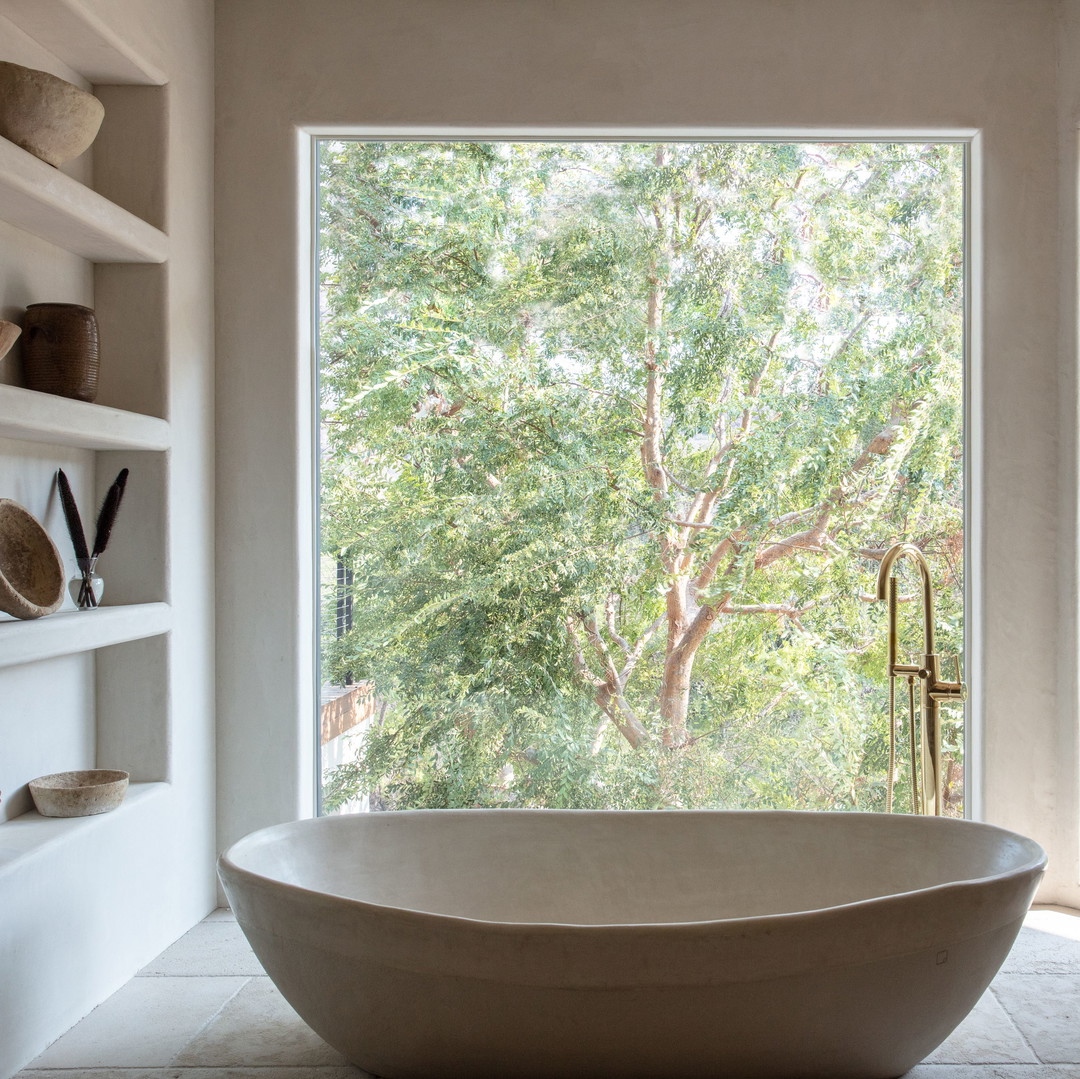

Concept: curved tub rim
[[218, 808, 1048, 935]]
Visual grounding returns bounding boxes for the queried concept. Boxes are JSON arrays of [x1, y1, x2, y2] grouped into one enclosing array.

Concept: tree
[[318, 140, 964, 813]]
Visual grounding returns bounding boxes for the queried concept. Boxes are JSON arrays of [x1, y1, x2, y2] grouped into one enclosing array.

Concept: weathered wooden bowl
[[0, 61, 104, 167], [0, 498, 65, 619], [29, 770, 129, 817], [0, 320, 20, 362]]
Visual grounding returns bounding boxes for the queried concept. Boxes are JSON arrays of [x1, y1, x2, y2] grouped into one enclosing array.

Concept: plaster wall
[[0, 16, 97, 823], [0, 1, 216, 1074], [215, 0, 1080, 906]]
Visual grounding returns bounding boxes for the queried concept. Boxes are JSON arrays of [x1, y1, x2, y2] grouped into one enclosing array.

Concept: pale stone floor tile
[[15, 1073, 168, 1079], [924, 988, 1037, 1064], [139, 919, 265, 977], [28, 976, 249, 1068], [1000, 913, 1080, 975], [177, 1070, 370, 1078], [20, 1071, 370, 1078], [201, 906, 238, 922], [904, 1067, 1080, 1077], [16, 1073, 172, 1079], [173, 976, 351, 1067], [173, 1070, 370, 1078], [990, 973, 1080, 1064]]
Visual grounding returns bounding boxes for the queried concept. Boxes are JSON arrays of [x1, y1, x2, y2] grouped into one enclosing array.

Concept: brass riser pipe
[[876, 544, 966, 816]]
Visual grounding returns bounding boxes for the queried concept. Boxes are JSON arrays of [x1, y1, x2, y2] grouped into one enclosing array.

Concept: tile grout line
[[136, 972, 271, 978], [988, 981, 1045, 1065], [164, 974, 254, 1068]]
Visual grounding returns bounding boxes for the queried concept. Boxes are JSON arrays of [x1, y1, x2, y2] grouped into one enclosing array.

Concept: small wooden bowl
[[0, 498, 65, 619], [0, 61, 104, 167], [29, 769, 129, 817], [0, 319, 19, 362]]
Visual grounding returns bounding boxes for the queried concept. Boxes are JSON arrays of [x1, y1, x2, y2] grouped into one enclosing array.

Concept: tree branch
[[621, 614, 665, 683], [604, 594, 631, 657], [580, 613, 650, 747], [694, 534, 741, 592], [720, 597, 818, 619], [754, 512, 831, 570], [664, 516, 727, 531], [751, 404, 911, 573], [670, 596, 726, 667], [565, 617, 605, 688]]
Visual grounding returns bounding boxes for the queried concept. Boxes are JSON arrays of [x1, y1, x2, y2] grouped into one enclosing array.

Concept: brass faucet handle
[[935, 652, 968, 701], [891, 648, 924, 678], [948, 652, 964, 684]]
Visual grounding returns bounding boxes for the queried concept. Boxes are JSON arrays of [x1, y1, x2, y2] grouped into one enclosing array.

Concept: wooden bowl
[[0, 319, 19, 363], [29, 769, 129, 817], [0, 61, 104, 168], [0, 498, 65, 619]]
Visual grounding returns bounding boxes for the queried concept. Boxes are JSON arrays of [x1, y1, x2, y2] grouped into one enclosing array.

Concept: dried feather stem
[[56, 468, 89, 569], [91, 468, 129, 558]]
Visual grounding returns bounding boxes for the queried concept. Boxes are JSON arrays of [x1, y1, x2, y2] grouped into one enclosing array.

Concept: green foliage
[[318, 140, 965, 815]]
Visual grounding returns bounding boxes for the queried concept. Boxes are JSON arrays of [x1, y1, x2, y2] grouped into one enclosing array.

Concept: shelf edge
[[0, 136, 168, 263], [0, 0, 167, 85], [0, 602, 171, 669], [0, 385, 170, 450], [0, 782, 170, 877]]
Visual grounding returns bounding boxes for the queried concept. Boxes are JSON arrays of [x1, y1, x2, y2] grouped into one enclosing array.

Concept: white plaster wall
[[0, 2, 216, 1074], [1056, 0, 1080, 923], [215, 0, 1080, 906], [0, 17, 98, 829]]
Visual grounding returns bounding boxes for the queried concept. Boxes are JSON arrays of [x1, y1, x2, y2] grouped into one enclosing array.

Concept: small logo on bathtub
[[936, 950, 949, 965]]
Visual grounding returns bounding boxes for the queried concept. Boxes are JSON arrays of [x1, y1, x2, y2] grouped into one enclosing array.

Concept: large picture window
[[316, 140, 965, 816]]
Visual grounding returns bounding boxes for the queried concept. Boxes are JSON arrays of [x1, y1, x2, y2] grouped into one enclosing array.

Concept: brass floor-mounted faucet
[[875, 542, 967, 815]]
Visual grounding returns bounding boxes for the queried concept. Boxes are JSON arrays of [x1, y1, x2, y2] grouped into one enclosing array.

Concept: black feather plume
[[91, 468, 129, 558], [56, 468, 89, 567]]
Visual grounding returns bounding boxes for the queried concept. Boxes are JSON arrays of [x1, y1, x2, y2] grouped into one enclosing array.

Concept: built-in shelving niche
[[0, 632, 168, 822], [0, 6, 185, 1075], [0, 6, 171, 864], [0, 442, 170, 832]]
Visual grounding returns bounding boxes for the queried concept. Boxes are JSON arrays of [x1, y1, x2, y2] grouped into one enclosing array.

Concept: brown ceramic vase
[[23, 303, 99, 402]]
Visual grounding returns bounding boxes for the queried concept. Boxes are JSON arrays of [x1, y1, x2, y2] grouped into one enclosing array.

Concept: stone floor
[[13, 907, 1080, 1078]]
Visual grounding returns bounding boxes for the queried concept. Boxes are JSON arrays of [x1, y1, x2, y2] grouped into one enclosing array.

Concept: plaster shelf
[[0, 602, 170, 669], [0, 0, 166, 86], [0, 136, 167, 263], [0, 781, 169, 877], [0, 385, 169, 450]]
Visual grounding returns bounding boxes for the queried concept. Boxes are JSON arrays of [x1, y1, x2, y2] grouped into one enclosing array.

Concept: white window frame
[[302, 126, 982, 818]]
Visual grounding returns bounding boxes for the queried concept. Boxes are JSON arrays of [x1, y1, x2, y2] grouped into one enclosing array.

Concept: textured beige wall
[[215, 0, 1079, 904]]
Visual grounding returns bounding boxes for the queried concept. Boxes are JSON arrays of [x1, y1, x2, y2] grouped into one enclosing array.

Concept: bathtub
[[218, 809, 1045, 1079]]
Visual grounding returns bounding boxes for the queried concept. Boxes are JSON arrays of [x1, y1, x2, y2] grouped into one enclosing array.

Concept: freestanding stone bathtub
[[218, 809, 1045, 1079]]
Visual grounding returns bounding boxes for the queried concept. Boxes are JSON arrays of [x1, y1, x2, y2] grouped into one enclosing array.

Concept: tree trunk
[[659, 650, 693, 746]]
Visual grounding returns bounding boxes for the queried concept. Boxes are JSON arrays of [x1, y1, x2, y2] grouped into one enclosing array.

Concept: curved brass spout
[[876, 542, 966, 816], [875, 542, 935, 659]]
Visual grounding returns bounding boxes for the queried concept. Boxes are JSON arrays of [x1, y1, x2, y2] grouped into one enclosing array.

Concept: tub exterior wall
[[215, 0, 1080, 906], [217, 811, 1046, 1079]]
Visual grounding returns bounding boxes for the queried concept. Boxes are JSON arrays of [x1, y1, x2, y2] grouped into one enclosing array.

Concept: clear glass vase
[[69, 565, 104, 610]]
